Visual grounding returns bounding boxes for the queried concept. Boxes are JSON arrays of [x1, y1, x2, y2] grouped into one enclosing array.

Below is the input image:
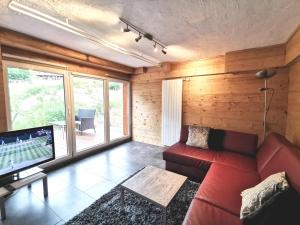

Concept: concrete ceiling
[[0, 0, 300, 68]]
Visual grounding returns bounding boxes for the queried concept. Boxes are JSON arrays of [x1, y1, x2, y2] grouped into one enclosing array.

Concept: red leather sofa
[[162, 126, 300, 225]]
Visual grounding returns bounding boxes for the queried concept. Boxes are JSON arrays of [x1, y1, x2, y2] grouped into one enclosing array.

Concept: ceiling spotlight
[[122, 24, 131, 32], [153, 42, 158, 52], [135, 33, 142, 42], [119, 17, 167, 55]]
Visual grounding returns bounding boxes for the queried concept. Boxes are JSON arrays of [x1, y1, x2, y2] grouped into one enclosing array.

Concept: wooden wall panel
[[131, 45, 289, 146], [286, 27, 300, 64], [225, 44, 286, 72], [132, 78, 162, 145], [183, 69, 288, 144], [170, 56, 225, 77], [285, 26, 300, 147], [132, 68, 289, 145], [286, 60, 300, 146]]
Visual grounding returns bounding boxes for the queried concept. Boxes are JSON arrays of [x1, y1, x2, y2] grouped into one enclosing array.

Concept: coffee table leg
[[162, 207, 166, 225], [120, 188, 124, 207]]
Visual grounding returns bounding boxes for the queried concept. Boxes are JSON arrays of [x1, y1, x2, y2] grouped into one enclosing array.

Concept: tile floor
[[0, 141, 165, 225]]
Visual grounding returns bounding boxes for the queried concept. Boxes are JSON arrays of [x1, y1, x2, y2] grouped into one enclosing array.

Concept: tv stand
[[0, 172, 48, 220], [17, 167, 43, 179]]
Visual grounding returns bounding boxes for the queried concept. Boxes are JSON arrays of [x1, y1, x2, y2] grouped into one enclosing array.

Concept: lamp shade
[[256, 70, 277, 79]]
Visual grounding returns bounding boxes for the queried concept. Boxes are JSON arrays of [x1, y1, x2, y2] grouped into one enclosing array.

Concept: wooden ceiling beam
[[0, 27, 134, 74], [1, 46, 130, 79]]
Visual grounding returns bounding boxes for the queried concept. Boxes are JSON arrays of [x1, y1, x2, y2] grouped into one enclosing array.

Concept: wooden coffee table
[[120, 166, 187, 225]]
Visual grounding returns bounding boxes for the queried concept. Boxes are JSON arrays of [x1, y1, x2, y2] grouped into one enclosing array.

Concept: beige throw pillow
[[186, 125, 210, 149], [240, 171, 289, 220]]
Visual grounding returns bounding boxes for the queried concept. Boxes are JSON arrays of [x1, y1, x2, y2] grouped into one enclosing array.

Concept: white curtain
[[161, 79, 183, 146]]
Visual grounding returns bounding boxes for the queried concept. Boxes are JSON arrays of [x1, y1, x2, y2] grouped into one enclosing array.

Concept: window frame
[[108, 78, 131, 141], [2, 60, 132, 168]]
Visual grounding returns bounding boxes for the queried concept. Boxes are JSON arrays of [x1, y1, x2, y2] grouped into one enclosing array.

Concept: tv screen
[[0, 125, 55, 178]]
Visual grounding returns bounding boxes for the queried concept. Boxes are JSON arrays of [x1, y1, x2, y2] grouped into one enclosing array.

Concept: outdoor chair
[[75, 108, 96, 134]]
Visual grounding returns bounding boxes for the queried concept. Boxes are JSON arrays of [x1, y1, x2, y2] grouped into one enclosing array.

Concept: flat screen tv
[[0, 125, 55, 178]]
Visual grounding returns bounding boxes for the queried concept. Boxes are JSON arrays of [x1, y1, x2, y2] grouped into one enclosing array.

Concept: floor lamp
[[255, 70, 277, 140]]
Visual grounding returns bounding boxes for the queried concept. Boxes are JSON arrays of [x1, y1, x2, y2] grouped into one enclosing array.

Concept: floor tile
[[85, 179, 117, 199], [30, 174, 70, 200], [54, 220, 65, 225], [1, 141, 165, 225], [3, 188, 61, 225], [86, 165, 133, 183], [66, 170, 106, 192], [44, 186, 95, 222]]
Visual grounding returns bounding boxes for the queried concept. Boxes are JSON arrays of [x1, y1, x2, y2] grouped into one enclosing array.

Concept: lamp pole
[[256, 69, 276, 141], [263, 79, 267, 139]]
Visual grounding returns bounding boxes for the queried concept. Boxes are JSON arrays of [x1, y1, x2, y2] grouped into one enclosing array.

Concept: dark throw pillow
[[243, 188, 300, 225], [180, 125, 189, 143], [208, 128, 225, 150]]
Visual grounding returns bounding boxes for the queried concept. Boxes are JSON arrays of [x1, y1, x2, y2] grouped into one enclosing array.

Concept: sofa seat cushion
[[182, 199, 242, 225], [165, 161, 209, 182], [213, 151, 257, 172], [195, 163, 260, 215], [163, 142, 214, 168]]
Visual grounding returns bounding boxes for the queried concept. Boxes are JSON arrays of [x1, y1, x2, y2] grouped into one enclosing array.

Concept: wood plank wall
[[286, 26, 300, 64], [183, 69, 288, 144], [131, 45, 289, 145], [286, 60, 300, 146], [225, 45, 286, 72], [286, 27, 300, 146], [132, 75, 162, 146]]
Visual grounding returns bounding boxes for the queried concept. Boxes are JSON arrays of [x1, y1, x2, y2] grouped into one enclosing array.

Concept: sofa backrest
[[222, 130, 258, 156], [257, 133, 300, 193], [180, 125, 189, 143], [179, 125, 258, 156]]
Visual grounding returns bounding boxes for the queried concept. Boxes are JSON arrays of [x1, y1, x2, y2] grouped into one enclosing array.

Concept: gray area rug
[[64, 179, 199, 225]]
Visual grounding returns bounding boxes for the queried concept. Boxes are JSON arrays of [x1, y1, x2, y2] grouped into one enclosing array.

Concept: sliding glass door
[[109, 81, 129, 140], [73, 76, 104, 152], [4, 64, 68, 158], [3, 61, 131, 165]]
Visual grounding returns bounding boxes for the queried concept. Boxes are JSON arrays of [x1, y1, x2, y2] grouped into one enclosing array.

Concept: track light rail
[[119, 17, 167, 54]]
